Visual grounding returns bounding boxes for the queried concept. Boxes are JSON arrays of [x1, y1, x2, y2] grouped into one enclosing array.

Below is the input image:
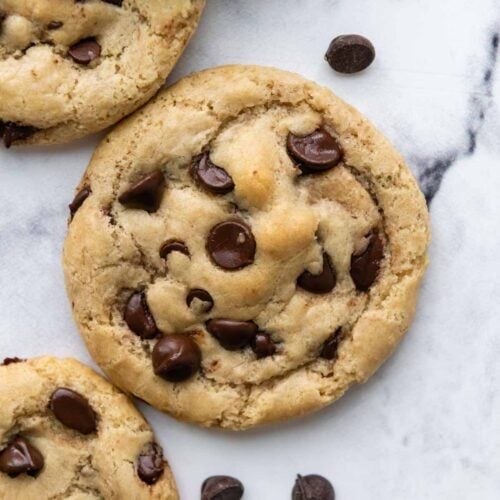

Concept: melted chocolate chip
[[2, 357, 24, 366], [293, 474, 335, 500], [69, 186, 91, 218], [49, 388, 97, 435], [202, 476, 244, 500], [251, 332, 277, 359], [118, 170, 165, 213], [0, 437, 44, 478], [350, 232, 384, 291], [47, 21, 63, 30], [297, 253, 337, 294], [68, 38, 101, 65], [124, 292, 159, 339], [287, 128, 343, 172], [206, 319, 258, 351], [0, 121, 37, 148], [207, 220, 256, 270], [137, 442, 164, 485], [186, 289, 214, 313], [325, 34, 376, 74], [159, 240, 190, 259], [320, 328, 343, 360], [190, 152, 235, 195], [152, 335, 201, 382]]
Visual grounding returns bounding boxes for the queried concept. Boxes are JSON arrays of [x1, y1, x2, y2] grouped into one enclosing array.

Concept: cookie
[[0, 0, 205, 147], [0, 357, 178, 499], [63, 65, 430, 430]]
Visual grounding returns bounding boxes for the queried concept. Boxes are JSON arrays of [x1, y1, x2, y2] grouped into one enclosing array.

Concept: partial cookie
[[0, 357, 178, 499], [0, 0, 205, 146], [63, 65, 430, 430]]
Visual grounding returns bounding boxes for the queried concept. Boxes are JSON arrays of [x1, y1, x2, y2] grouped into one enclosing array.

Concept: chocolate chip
[[118, 170, 165, 213], [207, 220, 256, 270], [190, 152, 235, 195], [202, 475, 244, 500], [206, 319, 258, 351], [297, 253, 337, 294], [47, 21, 63, 30], [124, 292, 159, 340], [137, 442, 164, 485], [293, 474, 335, 500], [0, 437, 44, 478], [251, 332, 276, 359], [320, 328, 343, 360], [0, 121, 37, 148], [49, 388, 97, 435], [69, 186, 91, 218], [350, 231, 384, 291], [2, 357, 24, 366], [325, 34, 376, 74], [160, 240, 190, 259], [152, 335, 201, 382], [103, 0, 123, 5], [287, 128, 343, 172], [187, 289, 214, 313], [68, 38, 101, 65]]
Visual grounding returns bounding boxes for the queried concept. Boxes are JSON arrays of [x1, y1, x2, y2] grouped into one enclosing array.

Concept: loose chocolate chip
[[350, 231, 384, 291], [0, 121, 37, 148], [159, 240, 190, 259], [207, 220, 256, 270], [297, 253, 337, 294], [68, 38, 101, 65], [292, 474, 335, 500], [187, 289, 214, 313], [50, 388, 97, 435], [2, 357, 24, 366], [137, 442, 164, 485], [118, 170, 165, 213], [152, 335, 201, 382], [0, 437, 44, 478], [251, 332, 276, 359], [202, 475, 244, 500], [190, 152, 235, 195], [287, 128, 343, 172], [69, 186, 91, 218], [320, 328, 343, 360], [206, 319, 258, 351], [124, 292, 159, 339], [325, 34, 376, 74], [47, 21, 63, 30]]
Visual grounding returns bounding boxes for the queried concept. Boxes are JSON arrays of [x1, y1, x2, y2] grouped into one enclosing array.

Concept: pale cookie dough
[[0, 0, 205, 147], [0, 357, 178, 499], [63, 65, 431, 430]]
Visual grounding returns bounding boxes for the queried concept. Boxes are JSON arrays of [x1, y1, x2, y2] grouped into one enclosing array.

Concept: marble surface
[[1, 0, 499, 498]]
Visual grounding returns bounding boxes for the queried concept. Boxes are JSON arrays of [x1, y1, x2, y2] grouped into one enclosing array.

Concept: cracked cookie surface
[[0, 357, 178, 499], [63, 65, 430, 430], [0, 0, 205, 146]]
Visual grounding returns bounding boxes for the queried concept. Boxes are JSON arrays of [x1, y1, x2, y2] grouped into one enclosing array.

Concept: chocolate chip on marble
[[350, 231, 384, 291], [325, 34, 376, 74], [201, 475, 244, 500], [0, 437, 44, 478], [0, 121, 37, 148], [152, 334, 201, 382], [137, 442, 164, 485], [293, 474, 335, 500], [118, 170, 166, 213], [2, 357, 24, 366], [207, 220, 256, 270], [124, 292, 159, 340], [206, 319, 258, 351], [69, 186, 91, 218], [160, 240, 190, 259], [50, 388, 97, 435], [186, 289, 214, 313], [251, 332, 277, 359], [320, 328, 343, 360], [297, 252, 337, 294], [47, 21, 63, 30], [190, 152, 235, 195], [287, 128, 343, 172], [68, 37, 101, 65]]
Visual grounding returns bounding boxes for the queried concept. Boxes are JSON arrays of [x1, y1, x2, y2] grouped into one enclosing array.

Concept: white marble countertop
[[1, 1, 499, 498]]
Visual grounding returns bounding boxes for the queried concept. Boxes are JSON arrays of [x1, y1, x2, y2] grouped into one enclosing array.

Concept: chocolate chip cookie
[[0, 0, 205, 147], [63, 65, 430, 429], [0, 357, 178, 499]]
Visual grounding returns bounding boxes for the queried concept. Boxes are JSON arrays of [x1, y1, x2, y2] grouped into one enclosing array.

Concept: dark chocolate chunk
[[325, 34, 376, 74], [2, 357, 24, 366], [191, 152, 235, 195], [0, 437, 44, 478], [202, 475, 244, 500], [68, 38, 101, 65], [137, 442, 164, 485], [0, 121, 37, 148], [160, 240, 190, 259], [124, 292, 159, 339], [297, 253, 337, 294], [103, 0, 123, 6], [206, 319, 258, 351], [186, 289, 214, 313], [152, 335, 201, 382], [50, 388, 97, 435], [69, 186, 91, 218], [350, 231, 384, 291], [47, 21, 63, 30], [251, 332, 276, 359], [118, 170, 165, 213], [320, 328, 343, 360], [292, 474, 335, 500]]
